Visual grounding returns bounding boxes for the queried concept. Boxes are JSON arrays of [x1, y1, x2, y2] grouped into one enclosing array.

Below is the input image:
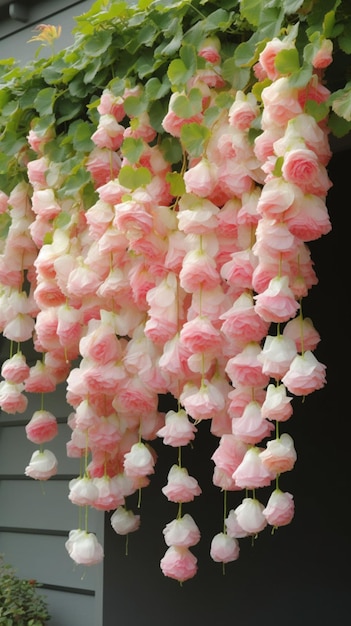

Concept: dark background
[[102, 148, 348, 626]]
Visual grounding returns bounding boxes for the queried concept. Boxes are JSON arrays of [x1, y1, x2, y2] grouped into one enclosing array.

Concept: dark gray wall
[[0, 1, 349, 624], [0, 5, 105, 625], [101, 148, 348, 626]]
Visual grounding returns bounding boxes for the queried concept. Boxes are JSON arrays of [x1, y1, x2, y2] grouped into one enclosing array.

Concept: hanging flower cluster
[[0, 0, 343, 581]]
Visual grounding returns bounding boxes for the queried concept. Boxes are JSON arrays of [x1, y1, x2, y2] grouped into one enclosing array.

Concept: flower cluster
[[0, 25, 332, 579]]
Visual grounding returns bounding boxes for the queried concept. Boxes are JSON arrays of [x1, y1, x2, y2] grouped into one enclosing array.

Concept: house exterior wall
[[0, 6, 104, 625], [0, 2, 349, 625]]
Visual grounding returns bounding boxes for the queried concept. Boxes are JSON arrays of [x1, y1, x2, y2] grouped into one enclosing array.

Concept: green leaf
[[234, 39, 258, 67], [305, 99, 329, 123], [328, 112, 351, 138], [155, 27, 183, 58], [149, 99, 168, 133], [287, 63, 312, 88], [83, 30, 113, 58], [121, 137, 145, 164], [222, 57, 251, 89], [203, 8, 232, 32], [145, 76, 171, 101], [282, 0, 304, 14], [159, 136, 183, 164], [123, 95, 148, 117], [57, 168, 92, 198], [204, 106, 222, 128], [330, 86, 351, 122], [180, 44, 197, 73], [338, 23, 351, 54], [172, 88, 203, 119], [272, 155, 284, 177], [239, 0, 263, 27], [180, 122, 210, 158], [275, 48, 300, 74], [53, 211, 71, 229], [118, 165, 152, 189], [70, 120, 94, 152], [165, 171, 185, 196], [167, 59, 194, 87], [56, 99, 84, 125], [34, 87, 56, 116], [0, 213, 11, 239]]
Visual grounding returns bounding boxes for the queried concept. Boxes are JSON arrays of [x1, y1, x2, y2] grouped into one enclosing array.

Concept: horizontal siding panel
[[0, 532, 104, 592], [36, 588, 98, 626], [0, 479, 104, 532], [0, 422, 80, 475]]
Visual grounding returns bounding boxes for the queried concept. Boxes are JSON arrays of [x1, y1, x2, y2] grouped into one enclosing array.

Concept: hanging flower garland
[[0, 0, 350, 581]]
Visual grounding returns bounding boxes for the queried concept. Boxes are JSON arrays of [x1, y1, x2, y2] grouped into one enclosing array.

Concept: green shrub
[[0, 556, 50, 625]]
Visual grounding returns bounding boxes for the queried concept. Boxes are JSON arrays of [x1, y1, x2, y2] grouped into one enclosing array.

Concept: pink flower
[[283, 316, 320, 352], [65, 530, 104, 566], [156, 409, 197, 447], [259, 38, 295, 81], [225, 509, 250, 538], [0, 381, 28, 414], [225, 342, 270, 388], [282, 148, 332, 196], [3, 313, 35, 343], [228, 91, 259, 130], [312, 38, 333, 69], [183, 159, 217, 197], [262, 489, 295, 526], [180, 379, 226, 421], [25, 410, 58, 444], [258, 334, 297, 379], [177, 193, 219, 234], [88, 414, 123, 453], [25, 449, 58, 480], [220, 249, 258, 290], [211, 434, 248, 475], [259, 433, 297, 473], [160, 546, 198, 582], [162, 464, 202, 503], [68, 477, 99, 506], [179, 315, 222, 354], [24, 360, 57, 393], [260, 383, 293, 422], [123, 442, 156, 478], [235, 497, 267, 534], [285, 193, 331, 241], [91, 114, 125, 150], [254, 276, 300, 323], [198, 36, 221, 63], [220, 292, 270, 344], [98, 89, 125, 121], [92, 476, 127, 511], [210, 532, 240, 563], [86, 147, 121, 187], [163, 514, 201, 547], [261, 78, 303, 129], [110, 506, 141, 534], [233, 447, 275, 489], [1, 353, 30, 383], [31, 188, 61, 219], [231, 401, 274, 445], [179, 248, 221, 292], [281, 350, 326, 395], [79, 318, 122, 365]]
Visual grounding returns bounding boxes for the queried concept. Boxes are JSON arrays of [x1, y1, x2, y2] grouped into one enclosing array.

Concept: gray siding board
[[36, 588, 100, 626], [36, 588, 98, 626], [0, 532, 101, 590], [0, 480, 102, 532], [0, 422, 79, 475]]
